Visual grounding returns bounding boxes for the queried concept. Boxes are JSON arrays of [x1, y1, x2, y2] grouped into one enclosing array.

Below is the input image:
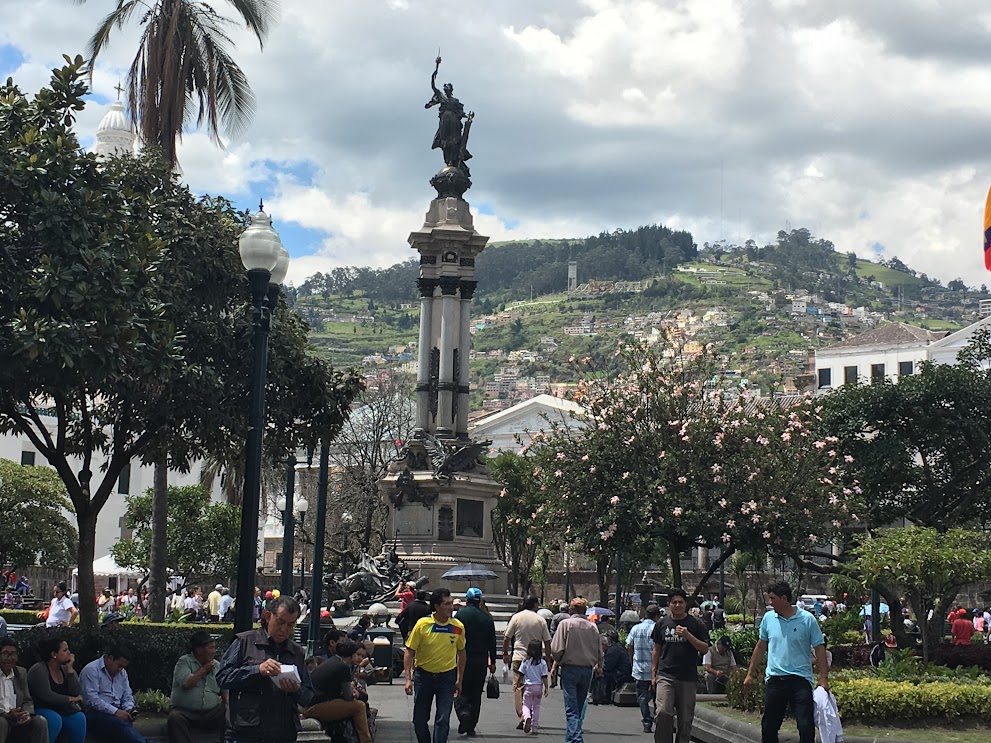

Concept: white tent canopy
[[72, 555, 141, 578]]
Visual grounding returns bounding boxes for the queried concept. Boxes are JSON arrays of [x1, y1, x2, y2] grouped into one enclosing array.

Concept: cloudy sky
[[4, 0, 991, 288]]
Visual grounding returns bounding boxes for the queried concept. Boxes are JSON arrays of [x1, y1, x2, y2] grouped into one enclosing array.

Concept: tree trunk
[[596, 553, 610, 606], [76, 506, 98, 628], [670, 545, 682, 589], [147, 460, 168, 623]]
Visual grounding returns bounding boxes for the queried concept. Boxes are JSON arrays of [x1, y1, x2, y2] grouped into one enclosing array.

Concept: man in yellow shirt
[[404, 589, 466, 743]]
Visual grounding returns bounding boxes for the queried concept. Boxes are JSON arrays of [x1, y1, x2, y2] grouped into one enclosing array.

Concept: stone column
[[456, 280, 477, 437], [436, 276, 460, 436], [415, 277, 436, 432]]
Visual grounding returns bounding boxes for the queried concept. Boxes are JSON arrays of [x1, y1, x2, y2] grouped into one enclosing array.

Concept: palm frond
[[86, 1, 144, 67], [224, 0, 279, 48]]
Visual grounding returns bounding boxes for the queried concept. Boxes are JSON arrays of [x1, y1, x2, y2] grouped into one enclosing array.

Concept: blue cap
[[466, 587, 483, 601]]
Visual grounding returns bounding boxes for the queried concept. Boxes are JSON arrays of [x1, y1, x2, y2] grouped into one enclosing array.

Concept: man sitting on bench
[[302, 639, 371, 743]]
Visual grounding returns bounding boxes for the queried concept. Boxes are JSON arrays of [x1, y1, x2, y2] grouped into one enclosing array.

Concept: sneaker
[[517, 719, 525, 730], [466, 732, 477, 738], [523, 718, 532, 734], [458, 721, 467, 735], [643, 724, 653, 733]]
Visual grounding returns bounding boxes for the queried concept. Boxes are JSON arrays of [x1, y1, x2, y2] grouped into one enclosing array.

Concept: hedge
[[728, 669, 991, 721], [931, 644, 991, 672], [0, 610, 41, 625], [832, 678, 991, 721], [12, 624, 234, 694]]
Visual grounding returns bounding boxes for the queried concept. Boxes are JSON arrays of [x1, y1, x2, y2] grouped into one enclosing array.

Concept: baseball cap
[[466, 587, 483, 601], [215, 584, 223, 590], [718, 636, 732, 648]]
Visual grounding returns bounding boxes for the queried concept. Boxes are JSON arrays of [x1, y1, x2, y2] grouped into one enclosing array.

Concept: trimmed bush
[[833, 678, 991, 720], [0, 610, 41, 625], [829, 643, 873, 668], [932, 644, 991, 672], [725, 626, 760, 666], [726, 667, 764, 712], [725, 613, 745, 624], [133, 690, 171, 713], [13, 624, 234, 694]]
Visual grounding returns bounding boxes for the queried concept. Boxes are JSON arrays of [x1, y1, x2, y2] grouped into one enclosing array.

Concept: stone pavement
[[367, 678, 656, 743]]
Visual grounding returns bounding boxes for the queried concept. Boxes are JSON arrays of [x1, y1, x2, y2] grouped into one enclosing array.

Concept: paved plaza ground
[[367, 679, 654, 743]]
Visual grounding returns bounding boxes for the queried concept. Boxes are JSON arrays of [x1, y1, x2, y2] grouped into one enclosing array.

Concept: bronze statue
[[425, 56, 473, 177]]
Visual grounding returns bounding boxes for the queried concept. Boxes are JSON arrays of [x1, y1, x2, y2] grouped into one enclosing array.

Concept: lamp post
[[276, 490, 308, 599], [233, 203, 290, 633], [340, 511, 353, 579], [307, 441, 330, 655]]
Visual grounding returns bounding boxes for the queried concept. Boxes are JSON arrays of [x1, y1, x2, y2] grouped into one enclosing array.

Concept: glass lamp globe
[[238, 204, 281, 273]]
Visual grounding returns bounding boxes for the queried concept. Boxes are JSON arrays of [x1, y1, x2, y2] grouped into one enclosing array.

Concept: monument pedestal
[[378, 182, 506, 593]]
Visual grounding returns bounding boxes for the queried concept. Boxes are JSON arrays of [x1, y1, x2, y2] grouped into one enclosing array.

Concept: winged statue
[[422, 433, 492, 481]]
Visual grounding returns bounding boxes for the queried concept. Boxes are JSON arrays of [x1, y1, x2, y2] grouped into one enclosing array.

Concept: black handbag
[[486, 673, 500, 699]]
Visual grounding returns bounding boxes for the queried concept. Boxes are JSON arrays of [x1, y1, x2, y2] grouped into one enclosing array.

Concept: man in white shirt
[[502, 596, 552, 728], [0, 637, 48, 743], [702, 636, 737, 693]]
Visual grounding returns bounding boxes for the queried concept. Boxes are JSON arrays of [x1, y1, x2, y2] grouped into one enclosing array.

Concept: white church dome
[[93, 99, 136, 158]]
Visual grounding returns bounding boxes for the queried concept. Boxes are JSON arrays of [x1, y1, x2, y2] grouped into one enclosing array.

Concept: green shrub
[[13, 624, 233, 694], [133, 690, 171, 713], [725, 626, 760, 665], [820, 609, 864, 638], [0, 610, 41, 625], [723, 597, 743, 615], [838, 630, 864, 645], [725, 613, 745, 624], [726, 666, 764, 712], [832, 679, 991, 720]]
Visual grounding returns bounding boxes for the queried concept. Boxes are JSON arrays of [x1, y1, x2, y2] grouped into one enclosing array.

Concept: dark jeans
[[85, 711, 150, 743], [635, 680, 653, 727], [412, 668, 456, 743], [761, 675, 814, 743], [458, 655, 488, 734], [559, 665, 593, 743]]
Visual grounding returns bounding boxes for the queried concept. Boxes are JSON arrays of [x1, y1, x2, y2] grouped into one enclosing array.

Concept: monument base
[[379, 441, 507, 594]]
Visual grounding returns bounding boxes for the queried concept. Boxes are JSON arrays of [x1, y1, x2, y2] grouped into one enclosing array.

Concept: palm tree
[[74, 0, 278, 622], [75, 0, 278, 165]]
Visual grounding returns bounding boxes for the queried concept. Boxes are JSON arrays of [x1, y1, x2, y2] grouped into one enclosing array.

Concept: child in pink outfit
[[516, 640, 549, 734]]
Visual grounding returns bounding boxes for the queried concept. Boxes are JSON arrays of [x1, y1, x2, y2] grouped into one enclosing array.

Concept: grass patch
[[700, 701, 991, 743]]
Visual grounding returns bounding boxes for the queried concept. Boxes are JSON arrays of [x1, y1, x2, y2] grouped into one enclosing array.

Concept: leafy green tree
[[0, 459, 77, 571], [822, 348, 991, 532], [849, 528, 991, 662], [77, 0, 277, 166], [112, 485, 240, 583], [0, 62, 361, 626]]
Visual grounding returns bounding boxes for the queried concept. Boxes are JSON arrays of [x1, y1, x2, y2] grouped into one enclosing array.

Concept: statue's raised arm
[[425, 56, 443, 108]]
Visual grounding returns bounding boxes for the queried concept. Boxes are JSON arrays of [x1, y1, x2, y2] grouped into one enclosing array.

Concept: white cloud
[[5, 0, 991, 289]]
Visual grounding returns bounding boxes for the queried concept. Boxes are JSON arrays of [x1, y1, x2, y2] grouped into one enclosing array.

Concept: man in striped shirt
[[626, 604, 660, 733]]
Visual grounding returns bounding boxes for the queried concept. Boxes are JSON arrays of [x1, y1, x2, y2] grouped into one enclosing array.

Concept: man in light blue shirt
[[79, 643, 149, 743], [625, 604, 659, 733], [743, 581, 828, 743], [217, 588, 234, 622]]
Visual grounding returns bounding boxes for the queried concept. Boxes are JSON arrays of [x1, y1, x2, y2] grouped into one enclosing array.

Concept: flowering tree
[[530, 340, 859, 599], [490, 452, 550, 596]]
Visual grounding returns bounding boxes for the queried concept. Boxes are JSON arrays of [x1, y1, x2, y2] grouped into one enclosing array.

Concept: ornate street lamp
[[276, 488, 309, 598], [233, 203, 289, 633]]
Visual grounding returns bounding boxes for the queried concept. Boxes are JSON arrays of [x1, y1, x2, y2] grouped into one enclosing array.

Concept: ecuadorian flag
[[984, 185, 991, 271]]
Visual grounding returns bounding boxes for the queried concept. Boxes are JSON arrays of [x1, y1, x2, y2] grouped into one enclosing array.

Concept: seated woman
[[601, 630, 633, 699], [303, 639, 371, 743], [26, 638, 86, 743]]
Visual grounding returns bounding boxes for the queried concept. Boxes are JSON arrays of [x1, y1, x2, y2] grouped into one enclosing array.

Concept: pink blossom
[[610, 496, 620, 505], [726, 519, 736, 528], [751, 515, 761, 523], [556, 452, 565, 460], [781, 432, 791, 442], [757, 436, 769, 445], [673, 507, 683, 517], [581, 454, 589, 462], [554, 470, 563, 478], [678, 476, 688, 484], [827, 450, 837, 458], [711, 463, 721, 473], [808, 534, 818, 543], [658, 485, 667, 494], [721, 533, 732, 543], [622, 471, 630, 480], [718, 499, 727, 508], [762, 531, 771, 540], [844, 454, 854, 463], [813, 441, 826, 449], [589, 466, 597, 473]]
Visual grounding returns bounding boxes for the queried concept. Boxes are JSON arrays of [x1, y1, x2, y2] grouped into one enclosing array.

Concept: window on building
[[898, 361, 914, 377], [275, 552, 283, 572], [844, 366, 858, 385], [117, 462, 131, 495], [456, 499, 484, 538], [871, 363, 885, 381], [20, 451, 35, 466], [817, 368, 832, 389]]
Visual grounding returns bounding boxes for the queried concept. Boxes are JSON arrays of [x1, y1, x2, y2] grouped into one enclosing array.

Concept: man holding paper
[[217, 596, 313, 742]]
